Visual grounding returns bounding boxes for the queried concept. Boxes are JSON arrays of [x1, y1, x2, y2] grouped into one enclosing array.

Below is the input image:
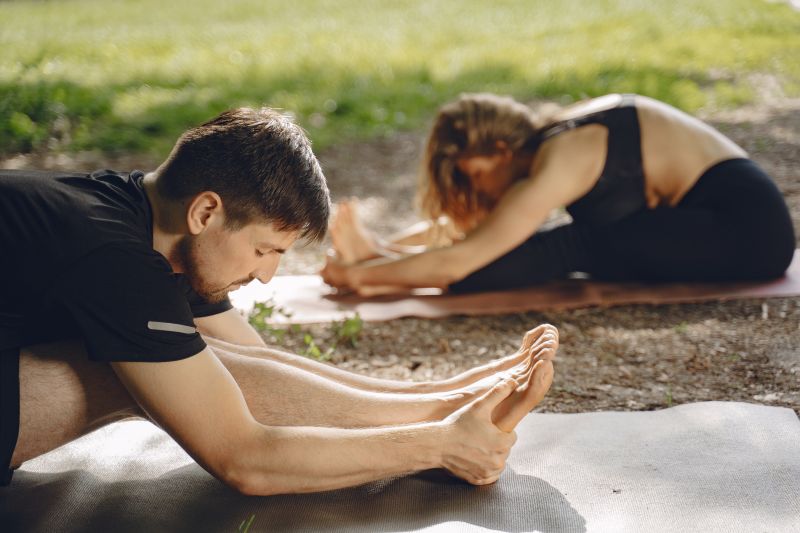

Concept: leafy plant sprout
[[248, 299, 363, 361]]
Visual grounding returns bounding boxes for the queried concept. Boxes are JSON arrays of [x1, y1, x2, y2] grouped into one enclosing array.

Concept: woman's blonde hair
[[417, 93, 546, 230]]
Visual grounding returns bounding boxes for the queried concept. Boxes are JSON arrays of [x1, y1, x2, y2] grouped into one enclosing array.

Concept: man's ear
[[495, 140, 513, 162], [186, 191, 224, 235]]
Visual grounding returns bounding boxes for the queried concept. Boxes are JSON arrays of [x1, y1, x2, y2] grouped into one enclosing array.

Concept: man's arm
[[195, 308, 266, 347], [111, 349, 517, 494]]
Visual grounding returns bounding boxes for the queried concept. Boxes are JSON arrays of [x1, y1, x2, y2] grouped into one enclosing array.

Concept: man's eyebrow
[[257, 242, 288, 254]]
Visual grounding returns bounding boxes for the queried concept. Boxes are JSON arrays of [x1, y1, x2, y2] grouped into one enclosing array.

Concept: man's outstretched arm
[[111, 349, 517, 495], [195, 308, 266, 347]]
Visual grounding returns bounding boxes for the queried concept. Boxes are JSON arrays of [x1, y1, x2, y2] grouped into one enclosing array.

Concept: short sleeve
[[184, 284, 233, 318], [49, 245, 207, 362]]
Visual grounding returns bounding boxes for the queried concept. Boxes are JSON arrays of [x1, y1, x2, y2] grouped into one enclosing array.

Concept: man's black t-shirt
[[0, 169, 232, 361]]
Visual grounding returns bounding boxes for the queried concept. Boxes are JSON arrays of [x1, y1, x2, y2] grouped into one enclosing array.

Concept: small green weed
[[333, 313, 364, 347], [248, 299, 293, 341], [302, 333, 334, 361], [673, 321, 689, 334], [239, 514, 255, 533], [248, 299, 362, 361]]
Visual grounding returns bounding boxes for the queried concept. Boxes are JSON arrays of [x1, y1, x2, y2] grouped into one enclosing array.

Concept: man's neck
[[142, 172, 187, 273]]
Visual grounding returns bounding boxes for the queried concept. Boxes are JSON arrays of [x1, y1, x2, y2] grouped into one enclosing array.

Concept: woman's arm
[[323, 133, 603, 293], [322, 179, 564, 291], [385, 217, 464, 248]]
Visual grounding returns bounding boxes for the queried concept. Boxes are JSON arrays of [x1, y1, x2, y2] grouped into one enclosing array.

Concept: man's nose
[[252, 259, 280, 284]]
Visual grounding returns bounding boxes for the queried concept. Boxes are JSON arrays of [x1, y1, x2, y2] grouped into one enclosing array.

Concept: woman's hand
[[320, 254, 354, 290], [321, 255, 415, 297]]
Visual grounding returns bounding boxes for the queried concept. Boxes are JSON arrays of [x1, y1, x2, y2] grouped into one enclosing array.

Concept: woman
[[321, 93, 795, 294]]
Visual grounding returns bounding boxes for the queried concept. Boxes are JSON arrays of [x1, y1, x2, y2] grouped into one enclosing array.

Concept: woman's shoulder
[[524, 121, 611, 205], [552, 94, 625, 122]]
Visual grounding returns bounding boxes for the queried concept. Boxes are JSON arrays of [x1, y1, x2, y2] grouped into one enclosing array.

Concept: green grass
[[1, 0, 799, 156]]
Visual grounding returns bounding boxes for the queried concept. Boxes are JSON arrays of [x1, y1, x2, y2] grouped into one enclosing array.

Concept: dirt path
[[4, 90, 799, 416]]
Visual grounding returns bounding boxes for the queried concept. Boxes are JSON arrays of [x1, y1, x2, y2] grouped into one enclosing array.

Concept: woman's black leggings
[[449, 159, 796, 293]]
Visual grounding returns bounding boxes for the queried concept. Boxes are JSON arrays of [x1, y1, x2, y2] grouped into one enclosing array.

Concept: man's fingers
[[474, 378, 516, 414], [471, 473, 502, 486]]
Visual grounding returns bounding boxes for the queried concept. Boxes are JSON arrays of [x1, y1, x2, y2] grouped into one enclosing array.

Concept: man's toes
[[522, 324, 559, 351], [528, 326, 558, 356], [530, 341, 557, 362], [508, 361, 533, 383], [542, 324, 559, 344], [521, 325, 547, 350]]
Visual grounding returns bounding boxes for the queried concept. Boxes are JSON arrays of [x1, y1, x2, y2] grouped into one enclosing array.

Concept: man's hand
[[439, 378, 519, 485]]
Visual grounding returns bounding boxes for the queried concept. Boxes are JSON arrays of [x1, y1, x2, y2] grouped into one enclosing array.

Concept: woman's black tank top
[[527, 93, 646, 224]]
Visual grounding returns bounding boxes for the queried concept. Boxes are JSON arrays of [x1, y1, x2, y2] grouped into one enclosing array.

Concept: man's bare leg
[[12, 332, 555, 466], [205, 324, 557, 394], [209, 327, 556, 428], [12, 339, 145, 466]]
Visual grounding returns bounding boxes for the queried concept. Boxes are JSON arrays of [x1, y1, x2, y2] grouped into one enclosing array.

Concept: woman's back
[[635, 96, 747, 207], [547, 95, 747, 208]]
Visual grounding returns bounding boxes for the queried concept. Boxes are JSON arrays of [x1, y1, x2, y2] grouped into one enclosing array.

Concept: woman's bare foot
[[491, 342, 556, 432], [329, 200, 379, 264]]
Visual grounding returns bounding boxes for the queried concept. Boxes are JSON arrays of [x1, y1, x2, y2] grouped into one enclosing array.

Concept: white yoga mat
[[2, 402, 799, 533]]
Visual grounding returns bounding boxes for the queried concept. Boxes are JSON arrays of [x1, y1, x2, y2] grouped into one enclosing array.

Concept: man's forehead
[[249, 223, 300, 248]]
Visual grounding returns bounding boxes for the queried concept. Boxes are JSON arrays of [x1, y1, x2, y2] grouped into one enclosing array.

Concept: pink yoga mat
[[229, 250, 800, 323]]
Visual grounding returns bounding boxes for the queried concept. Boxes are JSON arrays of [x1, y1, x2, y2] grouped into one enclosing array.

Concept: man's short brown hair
[[155, 107, 329, 241]]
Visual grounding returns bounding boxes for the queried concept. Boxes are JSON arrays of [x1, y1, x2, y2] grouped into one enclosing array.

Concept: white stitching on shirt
[[147, 321, 197, 335]]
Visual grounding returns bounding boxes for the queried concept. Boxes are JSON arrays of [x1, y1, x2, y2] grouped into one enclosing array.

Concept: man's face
[[176, 220, 299, 303]]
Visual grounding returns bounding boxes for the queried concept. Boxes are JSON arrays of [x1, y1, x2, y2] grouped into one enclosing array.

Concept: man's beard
[[175, 235, 231, 304]]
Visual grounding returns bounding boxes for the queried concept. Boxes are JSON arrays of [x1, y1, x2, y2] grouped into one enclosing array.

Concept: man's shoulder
[[0, 169, 156, 296], [0, 168, 89, 180], [0, 168, 145, 196], [1, 168, 151, 247]]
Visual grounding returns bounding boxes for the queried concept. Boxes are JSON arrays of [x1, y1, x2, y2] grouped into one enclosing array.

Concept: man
[[0, 107, 556, 495]]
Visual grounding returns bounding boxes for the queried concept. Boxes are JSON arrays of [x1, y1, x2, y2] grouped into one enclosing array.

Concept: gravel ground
[[5, 85, 799, 416]]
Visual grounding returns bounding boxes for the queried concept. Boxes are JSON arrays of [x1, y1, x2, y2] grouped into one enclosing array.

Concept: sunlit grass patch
[[1, 0, 798, 156]]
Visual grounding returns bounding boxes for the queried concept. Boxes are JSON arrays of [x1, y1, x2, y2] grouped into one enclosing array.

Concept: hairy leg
[[12, 339, 144, 466], [204, 324, 557, 394], [13, 340, 449, 465], [12, 329, 556, 465]]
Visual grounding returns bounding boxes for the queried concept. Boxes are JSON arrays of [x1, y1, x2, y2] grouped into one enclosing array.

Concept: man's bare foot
[[419, 324, 558, 393], [491, 342, 556, 432], [433, 325, 557, 419], [329, 200, 379, 264]]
